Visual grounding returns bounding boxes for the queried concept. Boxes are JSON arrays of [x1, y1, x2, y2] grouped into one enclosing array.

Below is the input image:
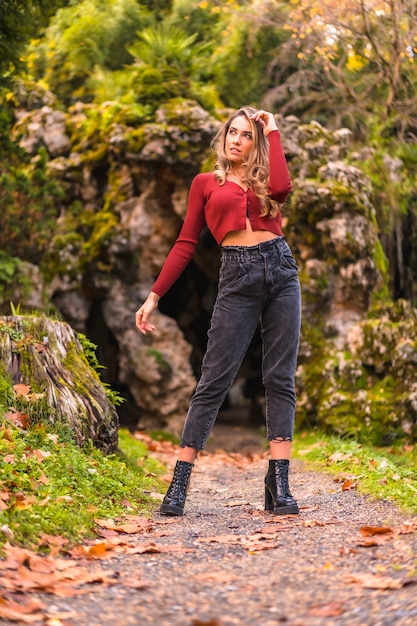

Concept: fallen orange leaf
[[344, 573, 417, 590], [28, 554, 58, 574], [242, 538, 279, 553], [31, 449, 51, 462], [308, 601, 345, 617], [359, 526, 393, 536], [5, 409, 30, 429], [0, 596, 45, 623], [13, 384, 31, 399], [38, 534, 70, 555], [356, 536, 392, 547], [328, 451, 352, 462], [94, 517, 153, 534], [0, 425, 14, 440], [341, 479, 357, 491], [72, 542, 113, 559], [398, 521, 417, 534], [197, 532, 279, 553]]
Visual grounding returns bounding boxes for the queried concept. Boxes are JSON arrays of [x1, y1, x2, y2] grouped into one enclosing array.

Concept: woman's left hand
[[250, 110, 278, 136]]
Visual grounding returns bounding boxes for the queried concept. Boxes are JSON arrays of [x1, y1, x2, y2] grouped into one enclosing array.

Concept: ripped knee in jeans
[[270, 436, 292, 444]]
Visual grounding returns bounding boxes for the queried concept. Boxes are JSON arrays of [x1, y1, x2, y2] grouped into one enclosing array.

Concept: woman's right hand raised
[[135, 292, 159, 335]]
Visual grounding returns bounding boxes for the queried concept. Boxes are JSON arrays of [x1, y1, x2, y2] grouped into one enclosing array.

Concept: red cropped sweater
[[152, 130, 292, 297]]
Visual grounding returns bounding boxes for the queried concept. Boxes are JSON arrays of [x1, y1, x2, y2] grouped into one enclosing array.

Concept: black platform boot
[[265, 459, 299, 515], [160, 460, 194, 516]]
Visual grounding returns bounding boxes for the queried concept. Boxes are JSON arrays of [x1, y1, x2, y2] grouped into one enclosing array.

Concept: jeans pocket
[[219, 260, 248, 287], [282, 251, 298, 271]]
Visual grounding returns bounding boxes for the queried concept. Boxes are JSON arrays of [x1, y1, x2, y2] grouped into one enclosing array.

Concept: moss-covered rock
[[296, 300, 417, 444], [0, 315, 119, 452]]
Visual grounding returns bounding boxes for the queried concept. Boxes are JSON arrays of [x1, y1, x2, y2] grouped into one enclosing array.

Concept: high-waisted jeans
[[180, 236, 301, 451]]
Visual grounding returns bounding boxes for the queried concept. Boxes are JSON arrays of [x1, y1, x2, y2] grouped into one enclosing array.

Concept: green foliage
[[370, 239, 391, 305], [0, 253, 30, 309], [9, 0, 287, 112], [0, 147, 65, 264], [0, 365, 51, 428], [0, 0, 68, 81], [293, 431, 417, 514], [146, 347, 171, 379], [77, 333, 104, 373], [0, 422, 165, 549], [44, 206, 121, 281], [65, 100, 149, 158], [297, 300, 417, 446], [28, 0, 152, 104], [0, 253, 21, 289], [77, 333, 125, 407], [0, 374, 16, 411], [211, 20, 287, 108], [128, 22, 220, 112], [171, 0, 224, 42], [129, 22, 200, 69], [0, 97, 21, 155], [170, 0, 288, 108], [9, 302, 22, 317], [85, 67, 142, 106], [351, 134, 416, 301]]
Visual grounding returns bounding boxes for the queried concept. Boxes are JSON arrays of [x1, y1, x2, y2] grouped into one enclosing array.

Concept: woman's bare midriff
[[221, 218, 279, 247]]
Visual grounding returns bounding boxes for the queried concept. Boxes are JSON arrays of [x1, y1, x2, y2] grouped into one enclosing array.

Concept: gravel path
[[36, 440, 417, 626]]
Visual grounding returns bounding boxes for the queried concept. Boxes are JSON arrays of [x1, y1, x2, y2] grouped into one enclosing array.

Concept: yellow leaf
[[346, 52, 366, 72]]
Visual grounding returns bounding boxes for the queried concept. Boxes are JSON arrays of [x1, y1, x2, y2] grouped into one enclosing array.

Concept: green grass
[[293, 430, 417, 514], [2, 416, 415, 554], [0, 422, 166, 551]]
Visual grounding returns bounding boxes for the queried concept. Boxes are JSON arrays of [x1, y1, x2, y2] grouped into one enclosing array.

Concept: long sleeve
[[151, 176, 207, 297], [268, 130, 292, 203]]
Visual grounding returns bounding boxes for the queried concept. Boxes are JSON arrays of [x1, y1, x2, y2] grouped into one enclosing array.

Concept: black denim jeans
[[180, 236, 301, 451]]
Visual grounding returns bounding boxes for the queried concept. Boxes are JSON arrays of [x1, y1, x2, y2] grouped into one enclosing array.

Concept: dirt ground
[[1, 418, 417, 626]]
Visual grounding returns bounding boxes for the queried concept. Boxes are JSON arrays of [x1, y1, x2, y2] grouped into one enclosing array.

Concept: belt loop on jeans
[[221, 236, 284, 262]]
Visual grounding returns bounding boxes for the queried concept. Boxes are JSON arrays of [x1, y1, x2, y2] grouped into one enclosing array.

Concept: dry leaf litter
[[1, 426, 416, 626]]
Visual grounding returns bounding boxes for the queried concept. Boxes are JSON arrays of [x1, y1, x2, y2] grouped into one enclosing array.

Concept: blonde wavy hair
[[211, 106, 280, 218]]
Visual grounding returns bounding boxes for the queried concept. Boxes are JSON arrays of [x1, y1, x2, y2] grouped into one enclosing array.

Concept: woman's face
[[225, 115, 254, 166]]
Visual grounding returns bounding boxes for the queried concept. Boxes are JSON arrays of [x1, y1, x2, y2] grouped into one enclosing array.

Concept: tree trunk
[[0, 315, 119, 453]]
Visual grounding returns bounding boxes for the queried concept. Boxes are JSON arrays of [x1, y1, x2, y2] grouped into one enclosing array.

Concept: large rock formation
[[7, 97, 417, 443], [10, 99, 219, 435]]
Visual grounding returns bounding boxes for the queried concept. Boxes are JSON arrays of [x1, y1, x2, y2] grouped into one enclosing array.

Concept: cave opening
[[85, 300, 139, 432]]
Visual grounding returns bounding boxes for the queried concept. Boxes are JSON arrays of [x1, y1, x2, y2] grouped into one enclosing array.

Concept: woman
[[136, 107, 301, 517]]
